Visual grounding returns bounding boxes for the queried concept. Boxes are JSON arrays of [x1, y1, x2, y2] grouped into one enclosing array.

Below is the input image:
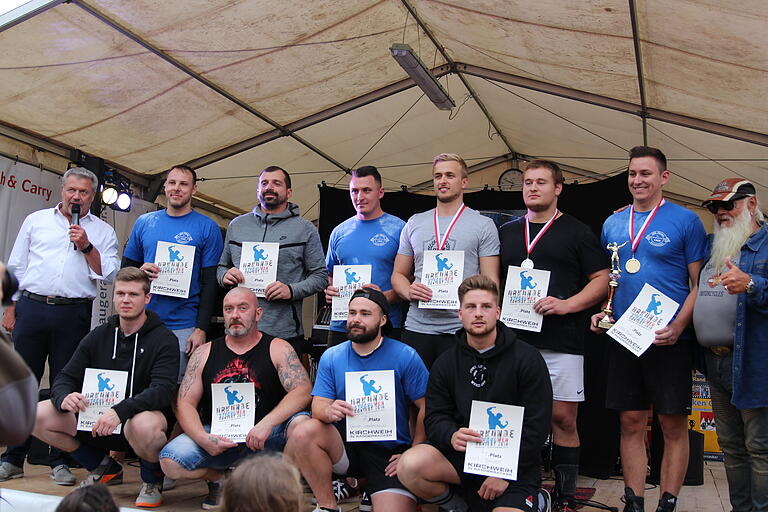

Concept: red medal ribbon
[[433, 204, 466, 251], [524, 209, 559, 258], [628, 198, 665, 253]]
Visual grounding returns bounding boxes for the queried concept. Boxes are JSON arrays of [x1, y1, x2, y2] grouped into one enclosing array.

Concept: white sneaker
[[0, 461, 23, 481]]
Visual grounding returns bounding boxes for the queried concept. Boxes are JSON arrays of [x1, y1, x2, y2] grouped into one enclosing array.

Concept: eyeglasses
[[706, 200, 736, 214]]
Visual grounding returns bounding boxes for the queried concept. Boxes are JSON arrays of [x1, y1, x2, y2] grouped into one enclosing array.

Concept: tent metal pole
[[399, 0, 515, 155], [458, 63, 768, 148], [71, 0, 351, 173], [628, 0, 649, 145], [0, 0, 65, 33]]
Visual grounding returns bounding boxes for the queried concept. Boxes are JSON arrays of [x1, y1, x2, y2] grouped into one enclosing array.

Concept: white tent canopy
[[1, 0, 766, 220]]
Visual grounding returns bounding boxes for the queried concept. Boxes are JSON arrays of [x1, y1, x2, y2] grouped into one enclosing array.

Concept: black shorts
[[75, 408, 175, 453], [332, 424, 410, 495], [327, 328, 402, 348], [401, 330, 457, 369], [431, 442, 539, 511], [605, 337, 693, 415]]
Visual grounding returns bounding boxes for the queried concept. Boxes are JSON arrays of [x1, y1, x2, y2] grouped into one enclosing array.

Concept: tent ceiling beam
[[410, 153, 513, 190], [0, 0, 65, 33], [71, 0, 350, 173], [187, 65, 452, 170], [628, 0, 648, 144], [399, 0, 515, 155], [457, 63, 768, 148]]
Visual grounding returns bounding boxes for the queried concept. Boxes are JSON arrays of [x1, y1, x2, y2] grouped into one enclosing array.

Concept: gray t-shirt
[[398, 207, 500, 334], [693, 256, 738, 346]]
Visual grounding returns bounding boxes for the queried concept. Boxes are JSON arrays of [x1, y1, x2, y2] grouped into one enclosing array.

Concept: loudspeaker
[[648, 415, 704, 486]]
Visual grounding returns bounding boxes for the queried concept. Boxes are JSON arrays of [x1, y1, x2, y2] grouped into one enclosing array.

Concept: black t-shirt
[[499, 213, 608, 354], [200, 333, 284, 426]]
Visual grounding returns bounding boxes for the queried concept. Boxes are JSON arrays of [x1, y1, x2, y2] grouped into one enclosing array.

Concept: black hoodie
[[425, 321, 552, 485], [51, 310, 179, 423]]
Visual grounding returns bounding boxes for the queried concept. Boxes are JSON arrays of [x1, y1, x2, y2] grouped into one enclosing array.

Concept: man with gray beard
[[693, 178, 768, 512]]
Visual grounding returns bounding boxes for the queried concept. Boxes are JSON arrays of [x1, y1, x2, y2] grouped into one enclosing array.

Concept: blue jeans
[[159, 412, 309, 471], [705, 351, 768, 512]]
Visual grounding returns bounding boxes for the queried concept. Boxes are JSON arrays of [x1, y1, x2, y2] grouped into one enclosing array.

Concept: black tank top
[[200, 333, 285, 425]]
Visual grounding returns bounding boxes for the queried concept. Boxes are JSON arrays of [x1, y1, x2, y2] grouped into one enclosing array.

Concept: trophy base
[[597, 318, 615, 330]]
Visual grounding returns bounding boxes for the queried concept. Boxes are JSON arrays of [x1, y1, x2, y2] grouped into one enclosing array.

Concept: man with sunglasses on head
[[694, 179, 768, 512], [590, 146, 707, 512]]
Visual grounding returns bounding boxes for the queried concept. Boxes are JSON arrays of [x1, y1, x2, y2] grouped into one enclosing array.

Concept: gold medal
[[625, 257, 641, 274]]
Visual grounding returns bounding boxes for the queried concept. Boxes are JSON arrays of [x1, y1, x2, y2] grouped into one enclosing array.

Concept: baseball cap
[[703, 178, 756, 205], [350, 287, 392, 335]]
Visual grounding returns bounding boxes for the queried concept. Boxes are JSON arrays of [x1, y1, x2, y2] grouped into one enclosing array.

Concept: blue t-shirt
[[601, 201, 707, 322], [326, 213, 405, 332], [124, 210, 223, 329], [312, 337, 428, 447]]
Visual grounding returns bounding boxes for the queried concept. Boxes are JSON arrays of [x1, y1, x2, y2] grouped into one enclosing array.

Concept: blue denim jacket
[[705, 224, 768, 409]]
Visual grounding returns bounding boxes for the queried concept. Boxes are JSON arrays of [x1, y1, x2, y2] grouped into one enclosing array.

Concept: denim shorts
[[159, 412, 309, 471]]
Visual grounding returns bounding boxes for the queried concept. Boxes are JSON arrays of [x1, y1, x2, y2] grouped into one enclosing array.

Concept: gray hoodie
[[217, 202, 326, 340]]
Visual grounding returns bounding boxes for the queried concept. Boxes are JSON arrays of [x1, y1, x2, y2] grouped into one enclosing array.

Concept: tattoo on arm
[[179, 349, 203, 399], [277, 349, 310, 392], [208, 436, 220, 445]]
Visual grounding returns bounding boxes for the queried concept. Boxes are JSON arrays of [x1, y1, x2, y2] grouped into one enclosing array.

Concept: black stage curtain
[[318, 172, 632, 478]]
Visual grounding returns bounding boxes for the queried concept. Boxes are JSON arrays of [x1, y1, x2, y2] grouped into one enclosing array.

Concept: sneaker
[[656, 491, 678, 512], [311, 508, 341, 512], [201, 479, 223, 510], [50, 464, 76, 486], [162, 476, 176, 491], [311, 478, 360, 505], [359, 490, 372, 512], [79, 458, 123, 487], [0, 461, 23, 481], [135, 482, 163, 508], [538, 488, 552, 512], [622, 487, 645, 512]]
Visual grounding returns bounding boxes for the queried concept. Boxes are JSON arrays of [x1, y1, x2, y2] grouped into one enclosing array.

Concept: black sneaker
[[79, 458, 123, 487], [655, 492, 677, 512], [622, 487, 644, 512], [202, 479, 222, 510], [359, 490, 372, 512], [311, 478, 360, 505]]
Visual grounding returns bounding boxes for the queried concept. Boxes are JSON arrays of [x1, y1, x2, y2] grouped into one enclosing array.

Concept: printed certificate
[[239, 242, 280, 297], [77, 368, 128, 434], [464, 400, 524, 480], [150, 241, 195, 298], [210, 382, 256, 443], [607, 283, 679, 356], [331, 265, 372, 322], [345, 370, 396, 442], [500, 266, 551, 332], [419, 250, 464, 310]]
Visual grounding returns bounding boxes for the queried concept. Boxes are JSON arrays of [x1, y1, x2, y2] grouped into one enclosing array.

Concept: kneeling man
[[397, 275, 552, 512], [286, 288, 429, 512], [159, 287, 311, 510], [33, 267, 179, 508]]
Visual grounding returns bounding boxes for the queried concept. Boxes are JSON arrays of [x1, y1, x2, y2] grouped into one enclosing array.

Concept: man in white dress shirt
[[0, 167, 119, 485]]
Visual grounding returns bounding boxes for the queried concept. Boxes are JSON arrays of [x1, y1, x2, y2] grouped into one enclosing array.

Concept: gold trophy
[[598, 241, 628, 330]]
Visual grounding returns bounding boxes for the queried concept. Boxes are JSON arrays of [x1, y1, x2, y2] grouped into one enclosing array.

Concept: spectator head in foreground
[[220, 453, 303, 512]]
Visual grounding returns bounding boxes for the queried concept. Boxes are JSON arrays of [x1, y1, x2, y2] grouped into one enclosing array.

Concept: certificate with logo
[[239, 242, 279, 297], [500, 266, 551, 332], [419, 250, 464, 310], [210, 383, 256, 442], [344, 370, 396, 442], [607, 283, 679, 357], [77, 368, 128, 434], [331, 265, 372, 322], [150, 241, 195, 298], [464, 400, 524, 480]]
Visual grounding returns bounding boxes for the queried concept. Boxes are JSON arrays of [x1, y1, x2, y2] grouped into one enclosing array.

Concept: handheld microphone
[[71, 203, 80, 250]]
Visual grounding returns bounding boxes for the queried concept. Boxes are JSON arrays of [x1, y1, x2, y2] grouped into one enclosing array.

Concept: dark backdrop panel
[[318, 172, 632, 250]]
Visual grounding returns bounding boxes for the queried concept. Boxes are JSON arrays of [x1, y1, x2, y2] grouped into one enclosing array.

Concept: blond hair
[[433, 153, 468, 178], [220, 454, 303, 512], [458, 274, 499, 305]]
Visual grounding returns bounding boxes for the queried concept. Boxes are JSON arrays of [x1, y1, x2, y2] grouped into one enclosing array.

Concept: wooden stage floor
[[0, 458, 732, 511]]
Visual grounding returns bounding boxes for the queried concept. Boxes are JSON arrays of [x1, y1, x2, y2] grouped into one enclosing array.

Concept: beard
[[225, 319, 254, 337], [710, 206, 754, 273], [346, 323, 380, 344], [258, 189, 286, 209], [465, 321, 496, 338]]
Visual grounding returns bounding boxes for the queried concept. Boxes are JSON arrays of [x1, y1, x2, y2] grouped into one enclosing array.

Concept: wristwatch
[[81, 243, 94, 254], [746, 278, 756, 295]]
